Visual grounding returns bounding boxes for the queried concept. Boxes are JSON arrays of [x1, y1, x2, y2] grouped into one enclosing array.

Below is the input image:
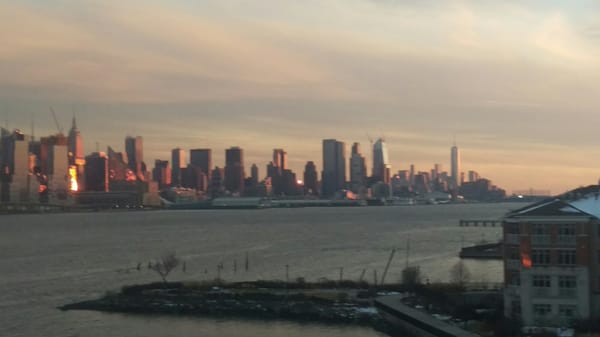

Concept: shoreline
[[60, 281, 395, 334]]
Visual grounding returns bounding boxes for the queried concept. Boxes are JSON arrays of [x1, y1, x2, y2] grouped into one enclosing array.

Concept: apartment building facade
[[503, 186, 600, 327]]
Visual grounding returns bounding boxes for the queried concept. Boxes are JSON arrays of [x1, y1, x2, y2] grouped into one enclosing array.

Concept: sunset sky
[[1, 0, 600, 194]]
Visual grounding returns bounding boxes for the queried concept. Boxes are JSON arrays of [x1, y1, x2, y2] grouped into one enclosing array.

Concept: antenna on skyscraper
[[31, 112, 35, 141]]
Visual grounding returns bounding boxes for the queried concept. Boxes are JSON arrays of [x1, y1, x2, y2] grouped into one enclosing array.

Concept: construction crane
[[49, 107, 64, 134]]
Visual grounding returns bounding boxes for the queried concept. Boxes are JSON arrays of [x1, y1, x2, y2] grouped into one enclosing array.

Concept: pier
[[458, 219, 502, 227], [375, 295, 480, 337]]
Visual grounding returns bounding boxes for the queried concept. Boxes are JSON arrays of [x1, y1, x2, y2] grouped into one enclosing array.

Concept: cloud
[[1, 0, 600, 193]]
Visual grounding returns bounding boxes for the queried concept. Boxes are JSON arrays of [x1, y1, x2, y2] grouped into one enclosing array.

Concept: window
[[511, 300, 522, 316], [533, 224, 549, 235], [558, 250, 576, 265], [532, 275, 551, 296], [533, 275, 551, 288], [507, 247, 520, 260], [532, 250, 551, 266], [505, 223, 519, 234], [533, 304, 552, 316], [559, 305, 577, 318], [559, 276, 576, 297], [508, 271, 520, 286], [558, 224, 575, 236], [532, 224, 550, 245], [558, 224, 576, 245], [559, 276, 576, 288]]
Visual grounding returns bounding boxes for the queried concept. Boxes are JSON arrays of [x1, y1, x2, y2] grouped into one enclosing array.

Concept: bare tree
[[149, 253, 180, 283], [450, 260, 471, 287]]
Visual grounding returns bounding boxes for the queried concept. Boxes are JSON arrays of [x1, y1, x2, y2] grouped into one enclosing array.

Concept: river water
[[0, 203, 518, 337]]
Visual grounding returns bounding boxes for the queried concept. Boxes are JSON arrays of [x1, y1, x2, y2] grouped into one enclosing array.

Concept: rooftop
[[506, 185, 600, 219]]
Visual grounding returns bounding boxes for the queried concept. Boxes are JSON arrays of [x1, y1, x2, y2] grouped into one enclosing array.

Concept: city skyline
[[2, 1, 600, 194], [0, 113, 589, 195]]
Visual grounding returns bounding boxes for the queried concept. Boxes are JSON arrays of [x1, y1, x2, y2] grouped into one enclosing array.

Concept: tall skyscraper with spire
[[67, 115, 85, 191], [68, 115, 83, 166], [451, 143, 461, 189], [372, 138, 391, 184]]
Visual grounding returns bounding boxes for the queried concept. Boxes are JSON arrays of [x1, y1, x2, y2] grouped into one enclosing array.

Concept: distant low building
[[460, 179, 506, 201]]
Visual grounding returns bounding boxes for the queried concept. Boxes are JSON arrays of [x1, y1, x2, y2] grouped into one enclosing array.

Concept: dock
[[375, 295, 480, 337], [458, 219, 502, 227]]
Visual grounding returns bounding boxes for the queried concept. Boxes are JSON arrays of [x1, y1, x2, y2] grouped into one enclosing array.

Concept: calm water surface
[[0, 203, 519, 337]]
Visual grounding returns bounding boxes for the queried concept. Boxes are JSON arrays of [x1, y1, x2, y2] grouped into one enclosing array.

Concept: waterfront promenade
[[375, 295, 481, 337]]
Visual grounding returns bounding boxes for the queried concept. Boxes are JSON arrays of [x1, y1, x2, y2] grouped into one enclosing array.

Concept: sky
[[1, 0, 600, 194]]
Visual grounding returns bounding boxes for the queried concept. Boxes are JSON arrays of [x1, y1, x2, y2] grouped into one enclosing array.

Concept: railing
[[532, 287, 551, 297], [534, 316, 553, 326], [557, 235, 577, 246], [558, 288, 576, 298], [463, 282, 504, 291], [531, 235, 551, 246]]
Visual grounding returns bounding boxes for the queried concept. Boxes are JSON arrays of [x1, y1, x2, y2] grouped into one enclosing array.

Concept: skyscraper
[[47, 143, 69, 202], [68, 116, 84, 191], [433, 163, 442, 180], [125, 136, 144, 180], [190, 149, 212, 190], [350, 142, 367, 196], [272, 149, 287, 171], [181, 165, 207, 192], [0, 130, 36, 202], [303, 161, 318, 196], [224, 147, 245, 195], [68, 115, 83, 165], [211, 166, 225, 198], [152, 160, 171, 189], [268, 148, 288, 195], [322, 139, 346, 198], [107, 146, 133, 183], [40, 134, 67, 176], [451, 144, 461, 189], [85, 152, 109, 192], [372, 138, 391, 185], [171, 148, 185, 187], [251, 164, 259, 185]]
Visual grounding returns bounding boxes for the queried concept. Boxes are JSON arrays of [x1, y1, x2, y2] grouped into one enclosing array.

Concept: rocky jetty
[[60, 281, 390, 331]]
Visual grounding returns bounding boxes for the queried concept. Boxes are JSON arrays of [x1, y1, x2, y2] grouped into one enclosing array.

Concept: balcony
[[533, 316, 553, 326], [532, 287, 551, 298], [557, 235, 577, 246], [559, 288, 576, 298], [531, 235, 551, 246]]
